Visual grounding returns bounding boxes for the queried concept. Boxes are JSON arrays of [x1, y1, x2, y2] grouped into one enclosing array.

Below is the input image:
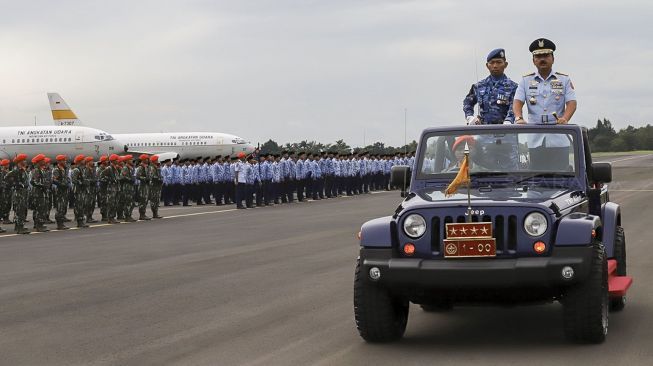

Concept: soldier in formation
[[0, 150, 410, 234]]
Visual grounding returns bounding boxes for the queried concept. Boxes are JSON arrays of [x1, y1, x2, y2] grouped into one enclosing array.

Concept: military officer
[[30, 154, 49, 232], [70, 154, 89, 228], [148, 155, 163, 219], [97, 156, 109, 220], [51, 155, 71, 230], [118, 155, 135, 222], [0, 159, 10, 232], [100, 154, 120, 224], [84, 156, 98, 223], [6, 154, 30, 234], [135, 154, 151, 220], [234, 152, 247, 209], [463, 48, 518, 125], [513, 38, 577, 170]]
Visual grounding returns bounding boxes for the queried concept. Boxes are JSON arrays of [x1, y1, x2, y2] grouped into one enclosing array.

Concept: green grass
[[591, 150, 653, 157]]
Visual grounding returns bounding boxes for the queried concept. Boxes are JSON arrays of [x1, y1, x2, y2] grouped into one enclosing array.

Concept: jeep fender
[[555, 213, 601, 246], [360, 216, 394, 248], [601, 202, 621, 258]]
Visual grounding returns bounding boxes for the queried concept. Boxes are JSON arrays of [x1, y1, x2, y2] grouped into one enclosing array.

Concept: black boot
[[57, 221, 69, 230], [77, 220, 89, 228], [139, 214, 151, 221], [36, 226, 50, 233]]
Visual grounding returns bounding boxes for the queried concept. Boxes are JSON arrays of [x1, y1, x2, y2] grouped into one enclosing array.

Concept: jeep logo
[[465, 210, 485, 216]]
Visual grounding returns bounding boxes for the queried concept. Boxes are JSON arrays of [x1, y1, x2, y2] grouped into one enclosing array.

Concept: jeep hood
[[398, 187, 585, 213]]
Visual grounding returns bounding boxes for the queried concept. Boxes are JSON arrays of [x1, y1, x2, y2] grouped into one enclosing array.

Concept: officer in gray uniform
[[513, 38, 577, 171]]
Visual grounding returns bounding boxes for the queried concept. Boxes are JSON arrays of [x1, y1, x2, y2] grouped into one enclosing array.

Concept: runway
[[0, 154, 652, 365]]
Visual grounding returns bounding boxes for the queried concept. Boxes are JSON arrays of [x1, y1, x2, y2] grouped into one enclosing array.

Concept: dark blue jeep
[[354, 124, 632, 344]]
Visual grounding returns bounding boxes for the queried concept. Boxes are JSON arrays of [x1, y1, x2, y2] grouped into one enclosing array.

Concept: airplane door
[[75, 131, 84, 150]]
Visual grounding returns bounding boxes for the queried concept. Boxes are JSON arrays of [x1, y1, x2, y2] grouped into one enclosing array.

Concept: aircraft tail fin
[[48, 93, 82, 126]]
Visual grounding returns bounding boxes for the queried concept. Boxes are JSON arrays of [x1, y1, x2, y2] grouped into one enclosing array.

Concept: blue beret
[[486, 48, 505, 62]]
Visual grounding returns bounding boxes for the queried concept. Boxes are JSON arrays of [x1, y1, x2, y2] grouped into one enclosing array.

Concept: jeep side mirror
[[592, 162, 612, 183], [391, 165, 411, 196]]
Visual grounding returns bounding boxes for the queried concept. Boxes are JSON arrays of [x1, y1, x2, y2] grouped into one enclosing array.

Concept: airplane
[[0, 125, 123, 160], [48, 93, 255, 161]]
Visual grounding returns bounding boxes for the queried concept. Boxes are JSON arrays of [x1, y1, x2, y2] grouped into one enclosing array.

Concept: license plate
[[443, 238, 496, 258]]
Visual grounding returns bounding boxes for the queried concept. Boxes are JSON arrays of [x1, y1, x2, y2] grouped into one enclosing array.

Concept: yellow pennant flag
[[445, 155, 470, 197]]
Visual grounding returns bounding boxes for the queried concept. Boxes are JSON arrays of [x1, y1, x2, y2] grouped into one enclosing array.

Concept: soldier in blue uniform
[[513, 38, 577, 170], [463, 48, 520, 170], [463, 48, 518, 125]]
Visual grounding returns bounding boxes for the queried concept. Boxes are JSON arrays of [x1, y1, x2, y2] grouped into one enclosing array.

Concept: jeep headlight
[[403, 214, 426, 238], [524, 212, 547, 237]]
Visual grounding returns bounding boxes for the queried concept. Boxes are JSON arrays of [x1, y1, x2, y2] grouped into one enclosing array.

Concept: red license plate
[[443, 238, 496, 258]]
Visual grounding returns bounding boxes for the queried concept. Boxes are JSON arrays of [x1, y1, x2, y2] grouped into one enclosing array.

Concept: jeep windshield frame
[[412, 125, 585, 190]]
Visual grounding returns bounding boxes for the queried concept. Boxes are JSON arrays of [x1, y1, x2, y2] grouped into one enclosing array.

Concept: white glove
[[466, 116, 480, 125]]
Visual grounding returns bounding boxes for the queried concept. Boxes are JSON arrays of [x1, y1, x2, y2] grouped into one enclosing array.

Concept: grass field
[[592, 150, 653, 157]]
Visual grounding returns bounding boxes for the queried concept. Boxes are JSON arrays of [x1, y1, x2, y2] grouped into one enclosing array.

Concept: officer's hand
[[466, 116, 480, 125], [556, 117, 568, 125]]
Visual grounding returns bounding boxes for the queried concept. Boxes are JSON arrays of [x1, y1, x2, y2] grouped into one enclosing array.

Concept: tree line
[[588, 119, 653, 152], [258, 139, 418, 155], [258, 119, 651, 155]]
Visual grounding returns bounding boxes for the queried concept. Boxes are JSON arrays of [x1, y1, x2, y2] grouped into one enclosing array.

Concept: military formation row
[[0, 153, 164, 234], [0, 150, 416, 234], [160, 150, 416, 209]]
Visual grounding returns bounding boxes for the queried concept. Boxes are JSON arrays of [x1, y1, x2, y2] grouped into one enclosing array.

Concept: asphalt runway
[[0, 154, 652, 366]]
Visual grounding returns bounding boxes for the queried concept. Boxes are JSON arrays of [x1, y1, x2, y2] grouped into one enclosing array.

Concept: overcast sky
[[1, 0, 651, 147]]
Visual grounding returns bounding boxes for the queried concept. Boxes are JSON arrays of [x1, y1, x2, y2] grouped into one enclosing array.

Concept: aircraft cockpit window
[[232, 138, 246, 144]]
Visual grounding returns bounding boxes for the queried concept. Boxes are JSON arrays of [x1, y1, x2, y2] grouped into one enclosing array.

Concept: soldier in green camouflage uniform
[[135, 155, 151, 221], [84, 157, 98, 223], [119, 155, 137, 222], [100, 154, 120, 224], [70, 155, 89, 228], [97, 156, 109, 221], [51, 155, 70, 230], [148, 155, 163, 219], [43, 158, 54, 224], [29, 154, 49, 232], [0, 159, 10, 232], [5, 154, 30, 234]]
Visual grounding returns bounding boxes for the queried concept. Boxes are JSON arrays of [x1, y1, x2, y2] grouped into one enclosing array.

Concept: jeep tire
[[610, 226, 627, 312], [354, 259, 408, 342], [562, 243, 609, 344]]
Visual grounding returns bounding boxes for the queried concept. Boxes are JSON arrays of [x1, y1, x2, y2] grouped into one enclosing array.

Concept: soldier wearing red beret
[[52, 154, 71, 230], [6, 154, 31, 233], [135, 155, 151, 220], [30, 154, 50, 232], [0, 159, 11, 232], [70, 155, 89, 228], [148, 155, 163, 219]]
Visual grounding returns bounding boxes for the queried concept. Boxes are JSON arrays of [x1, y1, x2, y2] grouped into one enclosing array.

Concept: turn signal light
[[533, 241, 547, 254], [591, 229, 597, 238], [403, 243, 415, 256]]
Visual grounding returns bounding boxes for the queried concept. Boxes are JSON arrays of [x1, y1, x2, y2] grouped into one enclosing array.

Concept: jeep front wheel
[[562, 243, 609, 344], [354, 260, 408, 342]]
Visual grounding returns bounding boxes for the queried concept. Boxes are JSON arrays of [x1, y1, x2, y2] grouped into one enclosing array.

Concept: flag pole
[[464, 142, 471, 223]]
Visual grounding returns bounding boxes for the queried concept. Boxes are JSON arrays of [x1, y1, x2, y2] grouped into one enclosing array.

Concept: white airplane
[[0, 125, 123, 160], [48, 93, 255, 160]]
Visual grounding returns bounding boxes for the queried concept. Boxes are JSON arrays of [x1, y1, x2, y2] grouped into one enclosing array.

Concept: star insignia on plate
[[481, 227, 489, 235], [449, 227, 457, 235], [470, 227, 478, 235], [460, 227, 468, 235]]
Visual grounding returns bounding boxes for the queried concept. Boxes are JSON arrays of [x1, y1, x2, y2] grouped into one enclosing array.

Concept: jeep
[[354, 124, 632, 344]]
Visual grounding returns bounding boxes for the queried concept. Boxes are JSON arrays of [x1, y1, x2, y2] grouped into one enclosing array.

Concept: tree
[[260, 139, 281, 155]]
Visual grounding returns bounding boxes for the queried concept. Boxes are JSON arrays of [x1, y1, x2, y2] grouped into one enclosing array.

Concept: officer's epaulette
[[555, 71, 569, 76], [522, 72, 535, 77]]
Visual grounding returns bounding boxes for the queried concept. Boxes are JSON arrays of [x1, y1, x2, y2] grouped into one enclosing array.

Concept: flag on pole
[[445, 154, 470, 197]]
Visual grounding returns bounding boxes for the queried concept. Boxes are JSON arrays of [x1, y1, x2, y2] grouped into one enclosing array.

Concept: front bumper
[[360, 246, 593, 289]]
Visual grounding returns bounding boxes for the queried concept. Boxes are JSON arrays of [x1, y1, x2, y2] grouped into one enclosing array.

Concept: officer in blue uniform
[[463, 48, 518, 125], [513, 38, 577, 170]]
